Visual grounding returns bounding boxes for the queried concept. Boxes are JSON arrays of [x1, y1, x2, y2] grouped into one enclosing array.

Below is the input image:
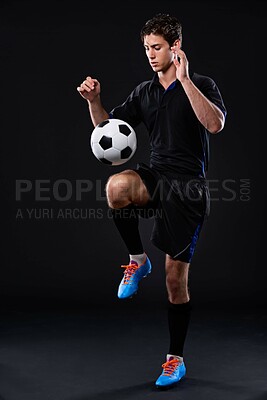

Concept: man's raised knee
[[105, 171, 134, 209], [106, 170, 150, 209]]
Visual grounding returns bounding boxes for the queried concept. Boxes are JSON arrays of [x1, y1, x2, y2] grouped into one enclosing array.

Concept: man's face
[[143, 34, 174, 73]]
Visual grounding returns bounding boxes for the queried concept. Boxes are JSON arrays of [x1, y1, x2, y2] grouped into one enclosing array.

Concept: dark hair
[[140, 13, 182, 47]]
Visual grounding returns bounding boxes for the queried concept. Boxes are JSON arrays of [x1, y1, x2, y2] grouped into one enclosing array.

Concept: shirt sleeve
[[199, 76, 227, 118], [109, 85, 143, 128]]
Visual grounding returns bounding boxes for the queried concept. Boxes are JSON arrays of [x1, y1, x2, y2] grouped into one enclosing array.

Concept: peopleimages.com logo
[[15, 178, 251, 202], [14, 178, 251, 221]]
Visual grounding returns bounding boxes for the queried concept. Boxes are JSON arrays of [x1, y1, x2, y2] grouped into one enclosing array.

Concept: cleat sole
[[155, 373, 185, 389]]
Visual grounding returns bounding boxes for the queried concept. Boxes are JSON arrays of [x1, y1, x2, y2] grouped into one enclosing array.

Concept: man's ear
[[173, 39, 181, 49]]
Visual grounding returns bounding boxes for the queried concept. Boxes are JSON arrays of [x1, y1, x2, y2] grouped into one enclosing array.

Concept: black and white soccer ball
[[90, 119, 137, 166]]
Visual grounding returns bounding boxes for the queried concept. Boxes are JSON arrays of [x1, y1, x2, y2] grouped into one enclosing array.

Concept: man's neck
[[158, 64, 177, 90]]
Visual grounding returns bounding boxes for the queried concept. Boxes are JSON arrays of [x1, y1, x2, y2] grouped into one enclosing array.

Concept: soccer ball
[[90, 119, 137, 166]]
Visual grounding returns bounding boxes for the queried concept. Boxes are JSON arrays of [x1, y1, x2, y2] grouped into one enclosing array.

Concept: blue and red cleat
[[155, 356, 186, 388], [117, 257, 152, 299]]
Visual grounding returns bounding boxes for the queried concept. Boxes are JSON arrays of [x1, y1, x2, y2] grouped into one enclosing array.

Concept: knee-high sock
[[168, 301, 192, 357], [111, 204, 144, 255]]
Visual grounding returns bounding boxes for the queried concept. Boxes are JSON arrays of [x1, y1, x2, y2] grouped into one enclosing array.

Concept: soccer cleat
[[155, 357, 186, 389], [117, 257, 152, 299]]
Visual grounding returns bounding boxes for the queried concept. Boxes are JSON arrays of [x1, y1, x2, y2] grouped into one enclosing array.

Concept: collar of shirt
[[149, 69, 194, 92]]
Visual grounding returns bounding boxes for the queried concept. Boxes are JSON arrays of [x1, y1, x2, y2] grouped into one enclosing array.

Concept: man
[[77, 13, 226, 389]]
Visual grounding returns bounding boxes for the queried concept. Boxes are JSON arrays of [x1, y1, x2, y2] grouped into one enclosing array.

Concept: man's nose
[[148, 49, 155, 59]]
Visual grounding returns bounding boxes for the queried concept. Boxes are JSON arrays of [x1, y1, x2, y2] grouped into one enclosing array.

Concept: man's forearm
[[88, 96, 109, 127], [181, 78, 225, 134]]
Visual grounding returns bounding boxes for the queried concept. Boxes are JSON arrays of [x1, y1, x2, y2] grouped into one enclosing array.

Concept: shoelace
[[161, 359, 180, 376], [121, 264, 139, 284]]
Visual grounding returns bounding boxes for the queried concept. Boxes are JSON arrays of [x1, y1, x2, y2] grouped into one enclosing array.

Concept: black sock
[[111, 204, 144, 255], [168, 301, 192, 357]]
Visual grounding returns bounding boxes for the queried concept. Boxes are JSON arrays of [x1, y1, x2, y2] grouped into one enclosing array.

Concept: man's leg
[[106, 170, 152, 298], [155, 255, 191, 388], [165, 256, 191, 357], [106, 169, 150, 209], [106, 169, 149, 256]]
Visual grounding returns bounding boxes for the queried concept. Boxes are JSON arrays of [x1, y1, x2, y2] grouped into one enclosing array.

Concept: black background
[[0, 0, 266, 309]]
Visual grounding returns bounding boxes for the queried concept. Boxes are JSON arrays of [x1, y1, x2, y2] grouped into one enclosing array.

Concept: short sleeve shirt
[[109, 71, 227, 178]]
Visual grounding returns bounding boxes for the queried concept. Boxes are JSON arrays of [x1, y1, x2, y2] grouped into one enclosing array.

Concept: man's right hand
[[77, 76, 100, 102]]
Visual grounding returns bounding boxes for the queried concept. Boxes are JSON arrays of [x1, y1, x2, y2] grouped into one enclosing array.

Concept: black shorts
[[134, 163, 210, 263]]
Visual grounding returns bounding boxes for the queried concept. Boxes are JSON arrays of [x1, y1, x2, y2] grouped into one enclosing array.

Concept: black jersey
[[109, 71, 227, 178]]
